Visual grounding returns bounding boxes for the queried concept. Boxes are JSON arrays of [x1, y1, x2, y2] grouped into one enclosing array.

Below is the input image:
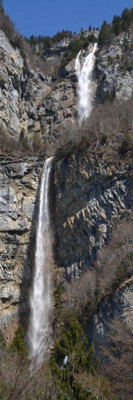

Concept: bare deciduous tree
[[102, 318, 133, 400]]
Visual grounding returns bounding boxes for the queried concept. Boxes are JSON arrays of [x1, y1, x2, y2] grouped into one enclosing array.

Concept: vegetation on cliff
[[28, 30, 73, 48], [54, 99, 133, 162], [98, 7, 133, 47], [0, 315, 113, 400], [59, 33, 96, 70], [0, 3, 49, 72], [1, 97, 133, 162]]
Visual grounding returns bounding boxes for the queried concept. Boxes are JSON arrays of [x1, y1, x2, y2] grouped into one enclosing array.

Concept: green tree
[[10, 325, 27, 355], [98, 20, 112, 47], [50, 315, 112, 400], [121, 8, 131, 30], [112, 15, 121, 35], [29, 35, 36, 46]]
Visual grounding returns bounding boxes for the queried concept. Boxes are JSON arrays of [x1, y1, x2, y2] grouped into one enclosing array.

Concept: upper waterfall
[[27, 157, 53, 372], [75, 43, 97, 124]]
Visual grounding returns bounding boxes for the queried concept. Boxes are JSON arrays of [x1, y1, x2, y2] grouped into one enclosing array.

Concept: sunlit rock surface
[[0, 157, 43, 341]]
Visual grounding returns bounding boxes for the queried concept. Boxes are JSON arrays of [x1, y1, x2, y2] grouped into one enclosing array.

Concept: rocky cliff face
[[96, 30, 133, 100], [39, 38, 72, 61], [54, 146, 133, 278], [0, 157, 43, 341], [0, 30, 76, 144], [53, 144, 133, 361], [1, 22, 133, 352], [89, 277, 133, 356], [1, 26, 133, 147], [38, 76, 76, 144], [0, 30, 52, 139], [0, 144, 133, 350]]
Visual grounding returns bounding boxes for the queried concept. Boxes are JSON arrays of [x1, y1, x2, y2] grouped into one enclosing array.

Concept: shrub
[[95, 221, 133, 299], [103, 319, 133, 400], [19, 129, 31, 152], [120, 56, 133, 73], [100, 90, 115, 104], [0, 126, 50, 156], [10, 325, 27, 355], [119, 136, 131, 155], [112, 261, 128, 290], [108, 55, 113, 65], [0, 330, 5, 348], [31, 132, 43, 153], [100, 134, 107, 145], [54, 285, 63, 309], [0, 381, 7, 400]]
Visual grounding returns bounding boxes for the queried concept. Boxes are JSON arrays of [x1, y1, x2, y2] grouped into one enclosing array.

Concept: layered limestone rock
[[36, 30, 99, 61], [0, 30, 76, 144], [42, 38, 71, 61], [0, 30, 53, 139], [38, 78, 76, 143], [54, 147, 133, 278], [0, 30, 24, 137], [88, 278, 133, 356], [96, 30, 133, 100], [1, 24, 133, 339], [1, 26, 133, 145], [0, 146, 133, 340], [0, 157, 43, 341]]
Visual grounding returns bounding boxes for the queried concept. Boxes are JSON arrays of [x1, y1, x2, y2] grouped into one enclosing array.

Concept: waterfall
[[75, 43, 97, 124], [27, 157, 53, 371]]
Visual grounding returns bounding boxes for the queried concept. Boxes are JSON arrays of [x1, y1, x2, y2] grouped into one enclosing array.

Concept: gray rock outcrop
[[54, 147, 133, 279], [96, 30, 133, 100], [1, 26, 133, 146], [89, 278, 133, 357], [0, 157, 43, 341], [0, 30, 76, 145], [0, 143, 133, 341]]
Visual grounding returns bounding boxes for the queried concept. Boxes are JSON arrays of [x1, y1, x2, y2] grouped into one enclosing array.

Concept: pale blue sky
[[4, 0, 133, 37]]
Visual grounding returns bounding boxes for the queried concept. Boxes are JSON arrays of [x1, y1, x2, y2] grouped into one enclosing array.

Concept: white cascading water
[[75, 43, 97, 124], [27, 157, 53, 372]]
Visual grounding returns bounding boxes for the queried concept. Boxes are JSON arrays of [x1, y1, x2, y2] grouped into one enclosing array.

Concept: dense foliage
[[99, 7, 133, 47], [0, 316, 113, 400], [28, 30, 73, 49], [28, 30, 97, 72], [50, 315, 112, 400], [60, 33, 96, 69]]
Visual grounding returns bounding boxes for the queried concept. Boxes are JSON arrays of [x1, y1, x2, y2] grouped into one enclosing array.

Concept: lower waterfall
[[75, 42, 97, 124], [27, 157, 53, 371]]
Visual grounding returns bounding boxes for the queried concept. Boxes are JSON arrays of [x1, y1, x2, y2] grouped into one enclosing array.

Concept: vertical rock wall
[[0, 157, 43, 341], [54, 149, 133, 278]]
